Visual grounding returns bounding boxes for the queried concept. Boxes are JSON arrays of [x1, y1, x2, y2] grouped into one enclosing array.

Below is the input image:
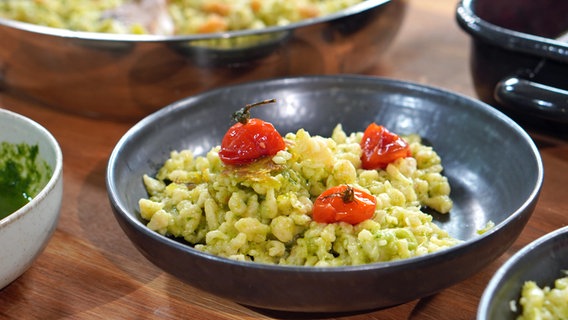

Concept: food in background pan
[[0, 0, 366, 35]]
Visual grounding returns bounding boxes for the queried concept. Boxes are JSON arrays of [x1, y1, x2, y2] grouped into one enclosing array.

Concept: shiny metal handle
[[494, 77, 568, 122]]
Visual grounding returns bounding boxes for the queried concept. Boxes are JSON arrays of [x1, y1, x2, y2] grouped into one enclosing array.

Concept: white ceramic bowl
[[0, 108, 63, 289]]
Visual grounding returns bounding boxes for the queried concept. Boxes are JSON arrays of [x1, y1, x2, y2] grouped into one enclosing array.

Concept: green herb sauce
[[0, 142, 52, 219]]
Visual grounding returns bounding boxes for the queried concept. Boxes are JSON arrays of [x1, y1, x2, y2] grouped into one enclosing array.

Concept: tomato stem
[[323, 185, 356, 203], [232, 99, 277, 125], [342, 185, 355, 203]]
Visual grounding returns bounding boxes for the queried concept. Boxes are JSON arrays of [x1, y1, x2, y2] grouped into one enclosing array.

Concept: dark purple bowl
[[456, 0, 568, 126]]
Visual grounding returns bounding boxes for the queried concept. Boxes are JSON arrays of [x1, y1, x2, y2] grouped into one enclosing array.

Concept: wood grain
[[1, 1, 567, 319]]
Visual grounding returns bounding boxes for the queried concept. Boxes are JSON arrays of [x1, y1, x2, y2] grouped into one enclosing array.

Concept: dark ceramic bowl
[[456, 0, 568, 125], [478, 226, 568, 320], [0, 0, 406, 120], [106, 75, 543, 312]]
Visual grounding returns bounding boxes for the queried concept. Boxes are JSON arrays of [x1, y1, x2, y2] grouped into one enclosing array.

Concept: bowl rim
[[456, 0, 568, 63], [0, 0, 391, 42], [106, 74, 544, 273], [477, 225, 568, 319], [0, 109, 63, 227]]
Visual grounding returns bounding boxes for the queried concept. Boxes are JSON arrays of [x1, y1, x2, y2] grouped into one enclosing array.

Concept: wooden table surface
[[1, 0, 567, 319]]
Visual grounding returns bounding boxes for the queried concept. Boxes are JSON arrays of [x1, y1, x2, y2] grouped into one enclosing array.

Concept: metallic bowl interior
[[106, 75, 543, 313], [0, 0, 406, 120], [477, 226, 568, 320]]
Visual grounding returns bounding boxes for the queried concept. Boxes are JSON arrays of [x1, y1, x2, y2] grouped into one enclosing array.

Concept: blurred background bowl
[[477, 225, 568, 320], [106, 75, 543, 312], [0, 108, 63, 289], [0, 0, 406, 121], [456, 0, 568, 127]]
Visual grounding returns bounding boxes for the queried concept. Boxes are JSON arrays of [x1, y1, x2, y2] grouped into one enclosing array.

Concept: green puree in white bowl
[[0, 142, 52, 219]]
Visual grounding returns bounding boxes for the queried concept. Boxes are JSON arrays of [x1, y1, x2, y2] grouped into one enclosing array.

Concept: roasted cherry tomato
[[360, 123, 411, 170], [219, 99, 286, 166], [312, 185, 376, 225]]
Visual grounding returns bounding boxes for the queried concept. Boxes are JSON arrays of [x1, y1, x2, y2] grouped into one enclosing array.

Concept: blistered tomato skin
[[313, 185, 376, 225], [360, 123, 411, 170], [219, 118, 286, 166]]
